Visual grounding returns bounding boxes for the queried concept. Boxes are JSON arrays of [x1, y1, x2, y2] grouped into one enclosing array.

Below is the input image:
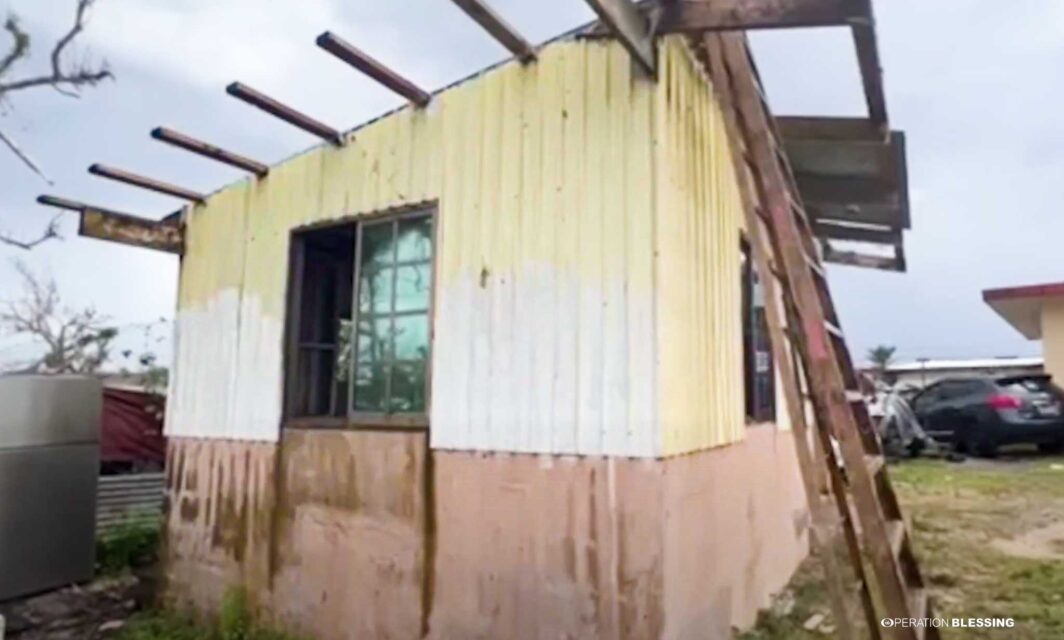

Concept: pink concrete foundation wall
[[161, 426, 807, 639]]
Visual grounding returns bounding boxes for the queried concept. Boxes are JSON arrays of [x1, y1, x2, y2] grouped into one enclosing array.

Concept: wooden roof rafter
[[88, 163, 207, 203], [449, 0, 537, 63], [151, 127, 270, 178], [316, 31, 432, 107], [226, 82, 343, 145]]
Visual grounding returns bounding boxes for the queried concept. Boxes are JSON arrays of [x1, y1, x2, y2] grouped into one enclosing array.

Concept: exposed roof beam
[[316, 32, 432, 107], [851, 7, 888, 127], [823, 245, 902, 272], [151, 127, 269, 177], [659, 0, 865, 32], [777, 116, 883, 141], [584, 0, 656, 75], [226, 82, 343, 145], [814, 221, 901, 245], [449, 0, 536, 62], [37, 195, 183, 254], [88, 164, 206, 203]]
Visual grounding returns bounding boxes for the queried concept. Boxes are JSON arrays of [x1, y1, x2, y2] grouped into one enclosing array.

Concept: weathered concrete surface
[[162, 426, 806, 640]]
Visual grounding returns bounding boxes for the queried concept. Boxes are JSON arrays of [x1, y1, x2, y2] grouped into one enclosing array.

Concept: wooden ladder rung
[[824, 320, 844, 339], [865, 454, 885, 477], [886, 519, 906, 556], [805, 253, 826, 279]]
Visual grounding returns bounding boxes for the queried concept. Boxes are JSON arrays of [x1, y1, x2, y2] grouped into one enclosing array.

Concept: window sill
[[285, 415, 429, 431]]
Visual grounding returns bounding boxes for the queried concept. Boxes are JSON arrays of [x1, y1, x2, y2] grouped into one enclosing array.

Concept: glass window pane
[[355, 318, 392, 364], [395, 264, 431, 313], [396, 216, 432, 262], [358, 267, 393, 314], [353, 363, 389, 412], [394, 314, 429, 361], [361, 222, 395, 269], [390, 361, 426, 413]]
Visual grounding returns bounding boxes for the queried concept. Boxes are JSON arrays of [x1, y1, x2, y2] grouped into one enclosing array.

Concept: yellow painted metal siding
[[168, 35, 763, 456], [655, 38, 753, 455], [1042, 300, 1064, 384], [169, 39, 662, 455]]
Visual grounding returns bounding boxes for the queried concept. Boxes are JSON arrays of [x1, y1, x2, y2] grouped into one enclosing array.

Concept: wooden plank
[[660, 0, 864, 33], [850, 0, 888, 126], [152, 127, 269, 177], [39, 194, 183, 254], [316, 32, 432, 106], [226, 82, 342, 144], [450, 0, 536, 62], [89, 164, 206, 203], [814, 221, 901, 245], [798, 174, 898, 207], [584, 0, 656, 75], [823, 247, 902, 272], [778, 116, 884, 142], [80, 208, 183, 254]]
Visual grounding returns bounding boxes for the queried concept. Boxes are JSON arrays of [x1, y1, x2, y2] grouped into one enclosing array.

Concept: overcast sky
[[1, 0, 1061, 370]]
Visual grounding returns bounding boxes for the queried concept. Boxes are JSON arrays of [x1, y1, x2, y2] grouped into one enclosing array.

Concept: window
[[742, 239, 776, 423], [285, 209, 434, 425]]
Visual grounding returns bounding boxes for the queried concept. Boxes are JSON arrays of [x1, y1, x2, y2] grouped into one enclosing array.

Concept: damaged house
[[39, 0, 913, 638]]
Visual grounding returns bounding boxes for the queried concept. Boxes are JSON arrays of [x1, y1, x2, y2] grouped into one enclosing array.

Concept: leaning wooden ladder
[[695, 32, 938, 640]]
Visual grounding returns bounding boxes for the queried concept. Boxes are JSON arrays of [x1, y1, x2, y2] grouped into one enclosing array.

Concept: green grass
[[742, 454, 1064, 639], [96, 518, 162, 575], [116, 588, 307, 640]]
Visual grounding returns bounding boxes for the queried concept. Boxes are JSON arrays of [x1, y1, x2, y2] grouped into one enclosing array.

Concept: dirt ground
[[741, 450, 1064, 639]]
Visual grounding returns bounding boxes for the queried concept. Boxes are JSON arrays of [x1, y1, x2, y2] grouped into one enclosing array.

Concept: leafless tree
[[0, 0, 112, 250], [0, 260, 117, 373]]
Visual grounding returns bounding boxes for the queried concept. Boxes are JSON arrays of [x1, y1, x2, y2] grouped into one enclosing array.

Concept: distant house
[[882, 357, 1044, 389], [985, 281, 1064, 384]]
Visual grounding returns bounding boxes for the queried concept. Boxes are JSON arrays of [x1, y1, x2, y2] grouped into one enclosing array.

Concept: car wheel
[[974, 438, 998, 458], [1038, 441, 1064, 454]]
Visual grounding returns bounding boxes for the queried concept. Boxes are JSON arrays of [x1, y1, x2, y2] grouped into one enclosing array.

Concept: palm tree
[[867, 345, 897, 378]]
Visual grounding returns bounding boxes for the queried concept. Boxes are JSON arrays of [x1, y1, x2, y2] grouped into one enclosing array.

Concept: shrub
[[96, 518, 161, 575]]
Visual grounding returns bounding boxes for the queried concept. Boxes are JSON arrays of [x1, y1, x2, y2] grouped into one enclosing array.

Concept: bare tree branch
[[1, 260, 116, 373], [0, 127, 53, 183], [0, 0, 112, 98], [0, 215, 62, 250], [0, 15, 29, 79]]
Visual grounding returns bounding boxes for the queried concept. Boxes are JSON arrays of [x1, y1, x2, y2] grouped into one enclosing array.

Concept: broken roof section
[[35, 0, 910, 271]]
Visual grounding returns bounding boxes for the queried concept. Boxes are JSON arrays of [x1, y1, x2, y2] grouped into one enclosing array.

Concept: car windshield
[[996, 375, 1057, 396]]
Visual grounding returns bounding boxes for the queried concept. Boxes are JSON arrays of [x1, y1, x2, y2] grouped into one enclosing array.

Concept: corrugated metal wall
[[655, 38, 754, 455], [168, 38, 662, 455], [430, 40, 659, 456], [96, 473, 164, 534], [168, 34, 775, 457]]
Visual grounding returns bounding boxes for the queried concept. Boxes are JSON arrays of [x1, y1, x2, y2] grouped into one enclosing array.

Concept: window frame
[[282, 202, 438, 431]]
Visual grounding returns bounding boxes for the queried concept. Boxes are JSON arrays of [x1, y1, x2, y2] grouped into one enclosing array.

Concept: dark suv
[[910, 374, 1064, 457]]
